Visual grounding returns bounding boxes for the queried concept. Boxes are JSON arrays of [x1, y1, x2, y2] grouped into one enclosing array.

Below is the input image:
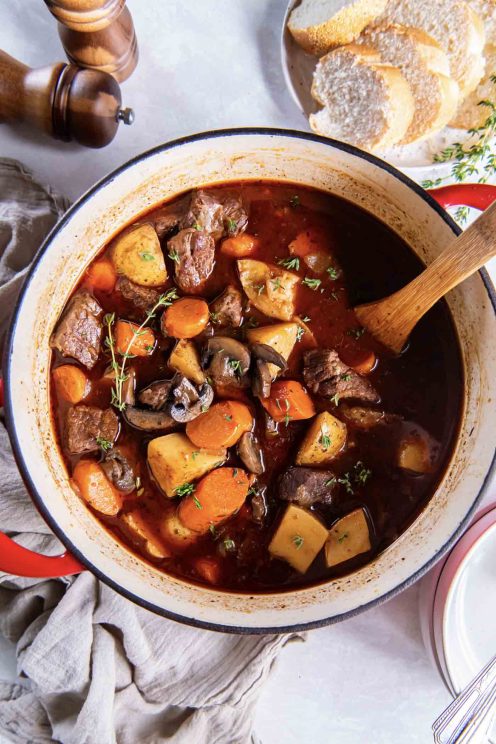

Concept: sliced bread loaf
[[358, 25, 460, 143], [310, 44, 415, 150], [288, 0, 388, 56], [451, 45, 496, 127], [467, 0, 496, 41], [376, 0, 486, 98]]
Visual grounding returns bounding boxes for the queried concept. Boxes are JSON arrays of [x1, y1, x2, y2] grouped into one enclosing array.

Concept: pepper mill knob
[[0, 49, 134, 148], [43, 0, 138, 82]]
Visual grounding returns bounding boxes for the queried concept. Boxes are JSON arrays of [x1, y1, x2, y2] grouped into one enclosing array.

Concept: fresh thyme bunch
[[104, 288, 178, 411], [422, 75, 496, 225]]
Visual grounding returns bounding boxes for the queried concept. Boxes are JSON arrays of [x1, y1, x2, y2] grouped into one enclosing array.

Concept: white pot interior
[[5, 131, 496, 631]]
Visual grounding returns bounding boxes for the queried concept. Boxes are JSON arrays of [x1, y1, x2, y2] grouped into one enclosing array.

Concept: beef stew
[[49, 182, 463, 592]]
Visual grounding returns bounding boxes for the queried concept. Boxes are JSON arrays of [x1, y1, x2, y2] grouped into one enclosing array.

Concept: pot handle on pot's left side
[[428, 184, 496, 211], [0, 379, 84, 577]]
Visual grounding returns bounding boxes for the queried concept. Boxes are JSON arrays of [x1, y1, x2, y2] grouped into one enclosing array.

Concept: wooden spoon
[[355, 200, 496, 353]]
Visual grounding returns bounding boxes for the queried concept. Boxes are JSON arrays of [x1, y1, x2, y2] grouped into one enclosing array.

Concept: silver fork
[[433, 654, 496, 743]]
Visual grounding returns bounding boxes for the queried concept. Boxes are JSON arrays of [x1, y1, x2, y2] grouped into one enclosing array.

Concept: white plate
[[280, 0, 487, 174], [442, 522, 496, 737], [433, 510, 496, 741]]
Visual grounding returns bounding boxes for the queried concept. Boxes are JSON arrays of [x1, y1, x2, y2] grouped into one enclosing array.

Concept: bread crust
[[289, 0, 388, 56]]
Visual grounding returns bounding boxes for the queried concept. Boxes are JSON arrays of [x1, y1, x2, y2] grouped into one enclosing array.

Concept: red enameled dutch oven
[[1, 129, 496, 633]]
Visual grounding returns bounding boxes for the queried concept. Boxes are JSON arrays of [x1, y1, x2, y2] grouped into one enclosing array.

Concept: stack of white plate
[[419, 501, 496, 741]]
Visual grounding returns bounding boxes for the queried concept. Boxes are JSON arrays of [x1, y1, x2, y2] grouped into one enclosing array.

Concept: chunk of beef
[[278, 466, 337, 507], [181, 190, 248, 240], [138, 379, 173, 410], [209, 285, 243, 327], [251, 490, 268, 525], [303, 349, 379, 403], [65, 405, 119, 455], [51, 291, 103, 369], [222, 196, 249, 237], [181, 190, 225, 239], [101, 447, 135, 493], [153, 197, 188, 238], [168, 228, 215, 294], [116, 276, 160, 310]]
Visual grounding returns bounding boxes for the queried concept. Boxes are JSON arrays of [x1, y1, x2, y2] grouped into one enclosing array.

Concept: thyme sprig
[[104, 288, 177, 411]]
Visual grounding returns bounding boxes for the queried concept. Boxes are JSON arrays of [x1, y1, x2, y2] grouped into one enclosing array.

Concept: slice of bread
[[310, 44, 415, 150], [288, 0, 388, 56], [451, 45, 496, 127], [467, 0, 496, 41], [358, 25, 460, 143], [376, 0, 486, 98]]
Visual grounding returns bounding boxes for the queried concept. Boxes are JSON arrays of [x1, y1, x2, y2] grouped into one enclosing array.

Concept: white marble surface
[[0, 2, 495, 743]]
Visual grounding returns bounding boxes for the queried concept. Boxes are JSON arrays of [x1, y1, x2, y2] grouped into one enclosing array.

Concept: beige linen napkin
[[0, 159, 299, 744]]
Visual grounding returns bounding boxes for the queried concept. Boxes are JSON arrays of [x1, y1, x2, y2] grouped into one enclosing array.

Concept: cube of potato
[[296, 411, 347, 466], [269, 504, 328, 573], [148, 433, 226, 497], [169, 339, 205, 385], [293, 315, 318, 348], [246, 322, 298, 377], [160, 512, 198, 551], [111, 223, 167, 287], [238, 259, 298, 321], [325, 508, 371, 568], [397, 426, 436, 473], [121, 510, 171, 559]]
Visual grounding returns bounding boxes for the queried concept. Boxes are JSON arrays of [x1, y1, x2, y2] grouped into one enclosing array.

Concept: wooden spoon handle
[[402, 198, 496, 307], [355, 199, 496, 352]]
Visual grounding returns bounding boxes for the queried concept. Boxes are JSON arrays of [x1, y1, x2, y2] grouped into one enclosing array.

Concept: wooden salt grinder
[[43, 0, 138, 82], [0, 49, 134, 147]]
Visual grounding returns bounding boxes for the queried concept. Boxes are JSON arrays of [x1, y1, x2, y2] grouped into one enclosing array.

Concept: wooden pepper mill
[[43, 0, 138, 82], [0, 49, 134, 147]]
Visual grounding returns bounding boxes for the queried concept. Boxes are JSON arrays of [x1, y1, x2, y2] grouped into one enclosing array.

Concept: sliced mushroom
[[167, 377, 214, 422], [202, 336, 251, 388], [237, 431, 265, 475], [103, 366, 136, 407], [138, 379, 173, 410], [250, 343, 287, 371], [203, 336, 251, 373], [250, 343, 287, 399], [123, 406, 177, 432], [252, 358, 272, 399], [101, 448, 135, 494]]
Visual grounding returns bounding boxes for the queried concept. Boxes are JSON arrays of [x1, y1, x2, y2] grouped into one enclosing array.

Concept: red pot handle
[[0, 378, 84, 577], [428, 183, 496, 211]]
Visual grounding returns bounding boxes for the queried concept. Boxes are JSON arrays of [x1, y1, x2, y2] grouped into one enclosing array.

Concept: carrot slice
[[84, 259, 117, 293], [350, 350, 377, 375], [193, 556, 222, 584], [72, 460, 123, 516], [261, 380, 315, 422], [178, 467, 250, 533], [115, 320, 155, 357], [186, 400, 253, 449], [221, 233, 259, 258], [52, 365, 89, 404], [161, 297, 209, 339]]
